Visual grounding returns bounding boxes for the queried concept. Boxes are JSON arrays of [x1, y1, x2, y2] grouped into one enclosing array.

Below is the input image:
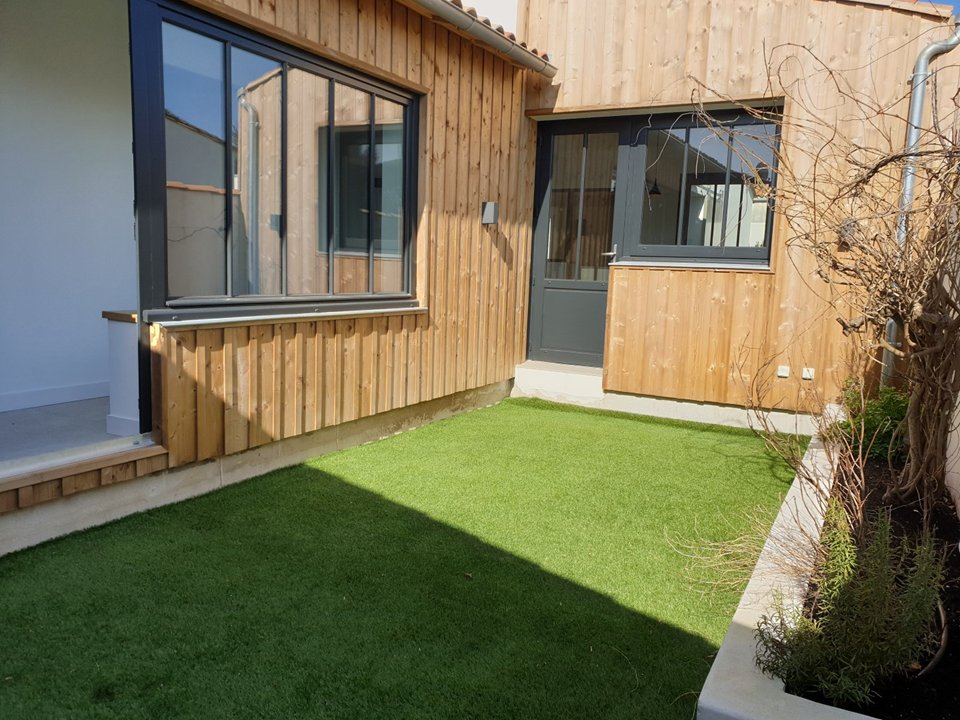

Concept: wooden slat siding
[[428, 22, 447, 402], [440, 32, 460, 398], [297, 0, 320, 41], [136, 453, 169, 476], [338, 319, 357, 422], [517, 0, 957, 411], [464, 43, 483, 392], [323, 320, 341, 426], [32, 479, 61, 505], [62, 470, 102, 496], [503, 67, 522, 377], [339, 0, 358, 57], [150, 324, 166, 445], [196, 328, 225, 461], [101, 461, 138, 486], [280, 323, 301, 438], [0, 445, 170, 514], [0, 490, 19, 514], [357, 0, 375, 65], [17, 486, 34, 510], [148, 1, 537, 468], [404, 315, 420, 407], [251, 0, 277, 25], [383, 315, 397, 410], [361, 318, 376, 416], [165, 331, 197, 467], [452, 37, 472, 395], [475, 52, 492, 387], [486, 66, 517, 381], [300, 322, 319, 433]]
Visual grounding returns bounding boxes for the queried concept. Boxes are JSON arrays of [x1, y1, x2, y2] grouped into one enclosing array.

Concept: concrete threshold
[[512, 360, 816, 435]]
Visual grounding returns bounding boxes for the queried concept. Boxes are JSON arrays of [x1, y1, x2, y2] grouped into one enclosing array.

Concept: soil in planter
[[799, 460, 960, 720]]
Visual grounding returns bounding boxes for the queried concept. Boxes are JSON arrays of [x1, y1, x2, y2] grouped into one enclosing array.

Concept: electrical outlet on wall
[[776, 365, 790, 378], [802, 368, 815, 381]]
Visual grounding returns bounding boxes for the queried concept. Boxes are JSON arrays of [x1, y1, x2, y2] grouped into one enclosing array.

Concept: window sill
[[610, 259, 772, 273], [147, 302, 427, 330]]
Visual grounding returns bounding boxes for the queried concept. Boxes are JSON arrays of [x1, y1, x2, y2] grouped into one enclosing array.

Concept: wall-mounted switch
[[776, 365, 790, 378], [802, 368, 815, 381]]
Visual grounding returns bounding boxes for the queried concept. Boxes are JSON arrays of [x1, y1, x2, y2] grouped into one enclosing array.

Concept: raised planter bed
[[697, 438, 879, 720]]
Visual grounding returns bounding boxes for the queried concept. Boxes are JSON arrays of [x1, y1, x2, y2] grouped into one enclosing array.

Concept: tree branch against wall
[[692, 43, 960, 518]]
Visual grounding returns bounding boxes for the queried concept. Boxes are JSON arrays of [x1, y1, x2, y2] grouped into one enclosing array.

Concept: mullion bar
[[280, 63, 288, 295], [573, 133, 588, 279], [327, 81, 335, 295], [676, 129, 689, 246], [719, 133, 733, 248], [368, 94, 376, 294], [224, 41, 233, 297]]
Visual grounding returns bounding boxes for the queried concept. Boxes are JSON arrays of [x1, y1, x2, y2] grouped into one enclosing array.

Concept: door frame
[[527, 119, 638, 366]]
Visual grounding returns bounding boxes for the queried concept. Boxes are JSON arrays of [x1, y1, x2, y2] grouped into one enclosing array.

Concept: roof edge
[[402, 0, 558, 78], [815, 0, 954, 20]]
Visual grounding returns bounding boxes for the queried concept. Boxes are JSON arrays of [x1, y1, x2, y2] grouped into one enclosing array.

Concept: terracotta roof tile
[[436, 0, 552, 62]]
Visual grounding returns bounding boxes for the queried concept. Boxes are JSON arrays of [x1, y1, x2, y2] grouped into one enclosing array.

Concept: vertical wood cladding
[[156, 0, 536, 466], [520, 0, 956, 409]]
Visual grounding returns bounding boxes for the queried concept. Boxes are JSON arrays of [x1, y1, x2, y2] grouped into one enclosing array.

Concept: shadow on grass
[[0, 466, 718, 720]]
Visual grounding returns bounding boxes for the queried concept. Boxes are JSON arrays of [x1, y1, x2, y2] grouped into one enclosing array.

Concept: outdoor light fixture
[[481, 201, 499, 225]]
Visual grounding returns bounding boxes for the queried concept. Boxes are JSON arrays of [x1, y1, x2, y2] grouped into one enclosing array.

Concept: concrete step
[[511, 360, 815, 435]]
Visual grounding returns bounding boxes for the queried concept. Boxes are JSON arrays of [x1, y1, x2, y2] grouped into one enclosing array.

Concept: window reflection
[[286, 69, 330, 296], [162, 23, 226, 298], [373, 97, 405, 293], [231, 48, 282, 296], [640, 121, 775, 252], [158, 21, 411, 301], [333, 83, 371, 293]]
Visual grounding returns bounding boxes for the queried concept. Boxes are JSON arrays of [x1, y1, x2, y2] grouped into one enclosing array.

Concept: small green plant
[[755, 500, 943, 707], [831, 383, 909, 463]]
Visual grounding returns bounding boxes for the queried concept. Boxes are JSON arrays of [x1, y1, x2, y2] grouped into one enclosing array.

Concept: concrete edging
[[697, 439, 878, 720], [512, 360, 817, 435], [0, 381, 511, 557]]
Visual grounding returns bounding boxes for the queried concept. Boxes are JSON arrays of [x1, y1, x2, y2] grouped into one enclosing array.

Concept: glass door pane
[[545, 132, 618, 282], [578, 132, 618, 281], [545, 134, 583, 280]]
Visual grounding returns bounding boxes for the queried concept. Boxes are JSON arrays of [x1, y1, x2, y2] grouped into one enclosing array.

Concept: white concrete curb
[[697, 439, 879, 720]]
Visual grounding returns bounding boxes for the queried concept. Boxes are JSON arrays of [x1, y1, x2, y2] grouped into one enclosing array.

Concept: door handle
[[601, 244, 618, 258]]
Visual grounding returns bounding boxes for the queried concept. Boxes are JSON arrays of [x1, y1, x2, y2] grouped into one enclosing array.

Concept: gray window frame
[[621, 111, 780, 263], [130, 0, 420, 324]]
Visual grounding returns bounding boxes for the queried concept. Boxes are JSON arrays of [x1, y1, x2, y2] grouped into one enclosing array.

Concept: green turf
[[0, 398, 793, 719]]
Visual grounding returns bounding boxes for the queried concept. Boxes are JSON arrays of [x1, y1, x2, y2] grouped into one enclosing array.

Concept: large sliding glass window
[[134, 1, 416, 319]]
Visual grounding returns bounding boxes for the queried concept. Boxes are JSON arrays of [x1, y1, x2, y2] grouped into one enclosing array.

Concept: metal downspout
[[882, 19, 960, 383]]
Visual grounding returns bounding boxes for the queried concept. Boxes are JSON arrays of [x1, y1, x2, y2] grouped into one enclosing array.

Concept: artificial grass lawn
[[0, 399, 793, 719]]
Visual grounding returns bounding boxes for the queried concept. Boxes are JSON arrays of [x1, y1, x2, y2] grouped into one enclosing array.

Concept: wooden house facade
[[518, 0, 956, 412], [1, 0, 957, 547]]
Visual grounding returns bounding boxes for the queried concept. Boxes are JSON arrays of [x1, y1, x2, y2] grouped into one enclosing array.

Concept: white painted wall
[[0, 0, 137, 411]]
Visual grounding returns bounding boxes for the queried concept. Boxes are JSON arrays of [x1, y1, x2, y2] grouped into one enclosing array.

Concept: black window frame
[[534, 109, 781, 268], [623, 110, 780, 262], [129, 0, 420, 324]]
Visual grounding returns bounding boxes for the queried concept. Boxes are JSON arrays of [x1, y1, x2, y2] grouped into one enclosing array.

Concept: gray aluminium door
[[528, 126, 622, 367]]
